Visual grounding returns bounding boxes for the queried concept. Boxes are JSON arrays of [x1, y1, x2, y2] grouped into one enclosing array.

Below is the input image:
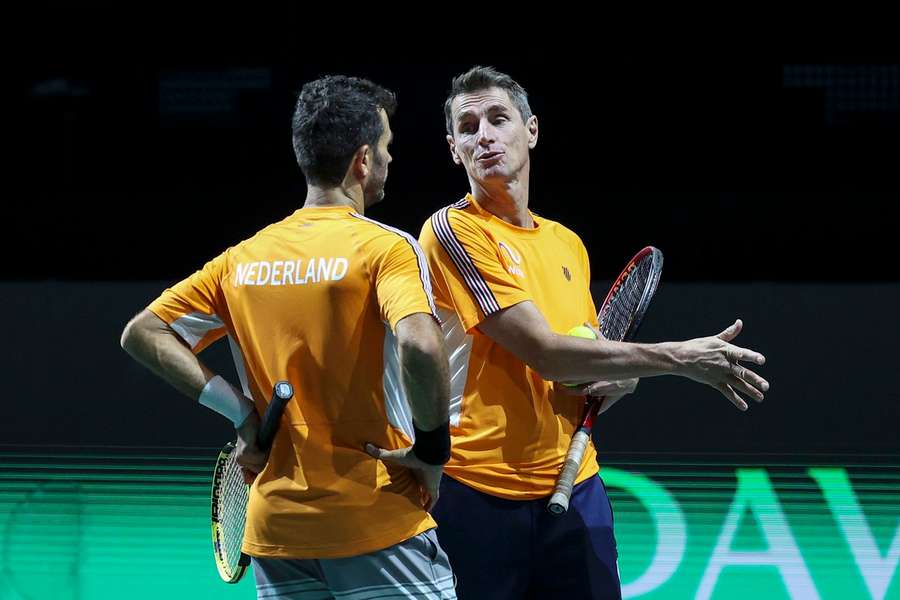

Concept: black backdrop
[[8, 9, 899, 281], [3, 281, 898, 456]]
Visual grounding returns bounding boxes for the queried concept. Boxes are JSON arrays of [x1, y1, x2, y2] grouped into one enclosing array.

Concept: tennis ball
[[562, 325, 598, 387], [567, 325, 598, 340]]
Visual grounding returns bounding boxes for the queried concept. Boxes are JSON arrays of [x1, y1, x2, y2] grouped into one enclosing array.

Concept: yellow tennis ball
[[562, 326, 598, 386], [567, 325, 598, 340]]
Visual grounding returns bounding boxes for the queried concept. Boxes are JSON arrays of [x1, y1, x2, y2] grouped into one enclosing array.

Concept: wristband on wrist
[[198, 375, 255, 427], [412, 422, 451, 465]]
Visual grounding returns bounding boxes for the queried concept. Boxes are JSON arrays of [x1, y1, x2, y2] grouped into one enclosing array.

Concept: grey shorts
[[251, 528, 456, 599]]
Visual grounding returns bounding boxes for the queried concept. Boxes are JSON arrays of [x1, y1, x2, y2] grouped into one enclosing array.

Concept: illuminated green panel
[[0, 454, 254, 599], [0, 453, 897, 599], [604, 462, 900, 599]]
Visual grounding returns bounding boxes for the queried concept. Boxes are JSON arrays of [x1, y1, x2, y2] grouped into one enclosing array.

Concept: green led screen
[[1, 452, 897, 599]]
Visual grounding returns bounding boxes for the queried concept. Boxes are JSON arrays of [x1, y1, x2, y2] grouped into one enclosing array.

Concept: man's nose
[[476, 119, 496, 145]]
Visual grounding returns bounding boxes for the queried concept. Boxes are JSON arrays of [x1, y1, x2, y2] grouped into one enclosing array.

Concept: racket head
[[597, 246, 664, 343], [210, 441, 250, 583], [549, 246, 664, 516]]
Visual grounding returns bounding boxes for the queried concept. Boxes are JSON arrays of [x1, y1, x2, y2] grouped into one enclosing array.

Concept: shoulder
[[343, 213, 428, 263], [536, 215, 586, 252], [425, 197, 493, 245]]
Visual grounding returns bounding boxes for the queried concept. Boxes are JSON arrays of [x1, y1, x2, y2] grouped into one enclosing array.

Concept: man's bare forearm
[[539, 336, 683, 383], [396, 313, 450, 431], [477, 301, 683, 383], [120, 309, 214, 399], [477, 301, 767, 410]]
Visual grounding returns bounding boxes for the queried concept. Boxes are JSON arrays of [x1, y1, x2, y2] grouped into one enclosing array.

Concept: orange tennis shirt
[[148, 206, 439, 559], [419, 194, 600, 500]]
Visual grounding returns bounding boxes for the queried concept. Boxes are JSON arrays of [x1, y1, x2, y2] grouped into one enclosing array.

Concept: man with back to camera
[[122, 75, 458, 600]]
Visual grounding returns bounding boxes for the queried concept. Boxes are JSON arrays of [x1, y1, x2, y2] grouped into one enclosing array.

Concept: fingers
[[717, 319, 743, 342], [424, 489, 440, 512], [236, 446, 265, 485], [365, 443, 390, 461], [599, 378, 638, 396], [556, 383, 594, 396], [727, 374, 764, 403], [236, 449, 266, 476], [731, 363, 769, 394], [731, 346, 766, 366], [368, 444, 442, 512], [365, 443, 412, 465], [237, 457, 265, 473], [718, 322, 765, 365], [558, 379, 639, 397], [583, 322, 605, 340], [585, 381, 623, 396], [718, 383, 748, 411], [624, 378, 639, 394]]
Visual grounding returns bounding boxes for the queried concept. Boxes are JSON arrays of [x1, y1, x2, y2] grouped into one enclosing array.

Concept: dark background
[[5, 10, 899, 457], [4, 281, 898, 456], [9, 9, 899, 281]]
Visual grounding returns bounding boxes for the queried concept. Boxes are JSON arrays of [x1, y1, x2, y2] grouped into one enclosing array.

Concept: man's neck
[[303, 185, 364, 214], [470, 176, 533, 229]]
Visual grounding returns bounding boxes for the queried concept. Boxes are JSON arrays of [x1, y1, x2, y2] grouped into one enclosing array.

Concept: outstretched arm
[[478, 301, 768, 410]]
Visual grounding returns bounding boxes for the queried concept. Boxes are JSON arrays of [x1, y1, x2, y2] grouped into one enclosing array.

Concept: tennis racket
[[548, 246, 663, 515], [211, 380, 294, 583]]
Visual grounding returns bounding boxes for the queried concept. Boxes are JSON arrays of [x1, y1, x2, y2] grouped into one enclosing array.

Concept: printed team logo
[[498, 241, 524, 277], [562, 266, 572, 281]]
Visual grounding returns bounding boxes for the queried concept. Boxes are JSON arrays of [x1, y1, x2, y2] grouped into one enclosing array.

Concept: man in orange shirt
[[121, 76, 457, 599], [393, 66, 767, 599]]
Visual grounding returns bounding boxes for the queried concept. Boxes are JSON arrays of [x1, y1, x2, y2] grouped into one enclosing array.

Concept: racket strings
[[601, 257, 654, 341], [218, 451, 249, 571]]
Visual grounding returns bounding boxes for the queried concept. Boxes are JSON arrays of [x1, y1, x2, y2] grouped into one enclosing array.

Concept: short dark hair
[[292, 75, 397, 187], [444, 66, 533, 134]]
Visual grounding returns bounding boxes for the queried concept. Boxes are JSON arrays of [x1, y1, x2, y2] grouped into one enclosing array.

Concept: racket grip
[[548, 429, 591, 515], [256, 381, 293, 451]]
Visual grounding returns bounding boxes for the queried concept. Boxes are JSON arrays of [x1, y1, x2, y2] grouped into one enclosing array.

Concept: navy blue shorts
[[431, 473, 621, 600]]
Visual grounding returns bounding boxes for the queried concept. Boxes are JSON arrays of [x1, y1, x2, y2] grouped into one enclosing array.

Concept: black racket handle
[[256, 381, 293, 451]]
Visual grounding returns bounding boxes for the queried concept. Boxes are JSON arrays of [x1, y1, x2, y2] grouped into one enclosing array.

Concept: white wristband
[[198, 375, 255, 427]]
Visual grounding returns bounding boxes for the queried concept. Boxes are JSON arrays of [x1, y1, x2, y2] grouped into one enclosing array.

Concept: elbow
[[396, 315, 448, 371], [398, 329, 446, 365], [120, 319, 135, 352], [120, 311, 149, 355]]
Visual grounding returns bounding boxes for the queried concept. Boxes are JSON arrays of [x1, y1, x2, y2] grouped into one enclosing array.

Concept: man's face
[[363, 109, 393, 207], [447, 87, 537, 184]]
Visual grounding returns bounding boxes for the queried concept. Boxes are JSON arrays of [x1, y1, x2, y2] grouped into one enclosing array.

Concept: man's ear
[[526, 115, 539, 150], [447, 135, 462, 165], [351, 144, 372, 179]]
